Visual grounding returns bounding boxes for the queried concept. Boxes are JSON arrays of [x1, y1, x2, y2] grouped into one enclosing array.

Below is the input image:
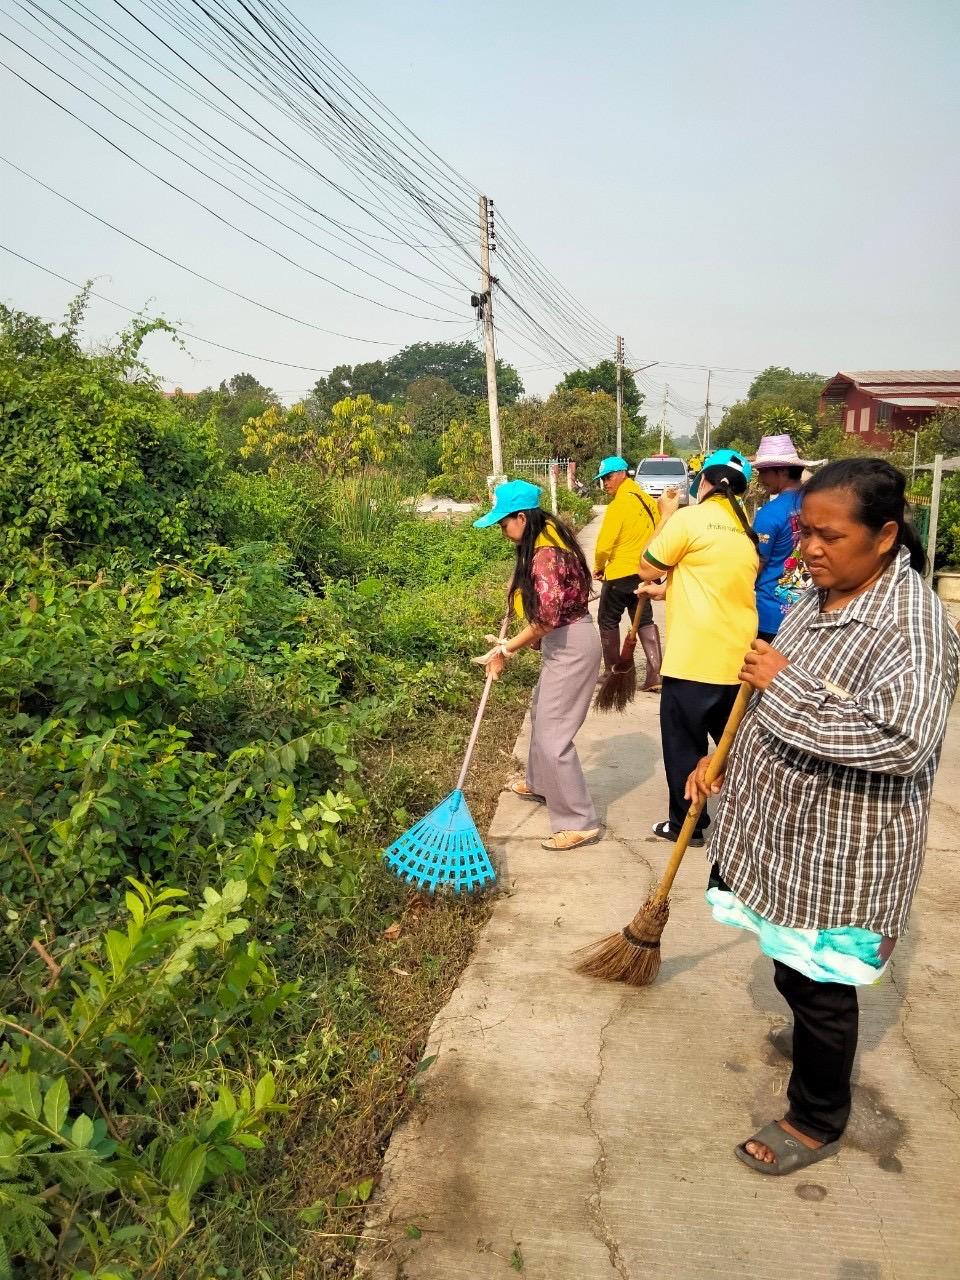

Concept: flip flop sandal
[[735, 1121, 842, 1177], [651, 820, 704, 849], [541, 828, 602, 851], [508, 781, 546, 803]]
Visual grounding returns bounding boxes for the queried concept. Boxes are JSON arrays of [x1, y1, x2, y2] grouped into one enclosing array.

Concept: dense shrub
[[0, 299, 546, 1277], [0, 300, 221, 563]]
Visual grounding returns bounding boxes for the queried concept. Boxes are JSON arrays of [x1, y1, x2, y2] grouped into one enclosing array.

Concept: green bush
[[0, 299, 531, 1277], [0, 300, 221, 564], [555, 486, 594, 528]]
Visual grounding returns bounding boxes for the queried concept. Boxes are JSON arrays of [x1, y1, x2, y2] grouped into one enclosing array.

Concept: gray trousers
[[526, 614, 601, 832]]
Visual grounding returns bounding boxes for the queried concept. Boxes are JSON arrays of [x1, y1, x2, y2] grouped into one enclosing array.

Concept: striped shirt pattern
[[711, 548, 960, 936]]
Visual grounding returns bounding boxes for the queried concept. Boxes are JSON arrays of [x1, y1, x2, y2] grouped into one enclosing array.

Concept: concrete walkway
[[359, 513, 960, 1280]]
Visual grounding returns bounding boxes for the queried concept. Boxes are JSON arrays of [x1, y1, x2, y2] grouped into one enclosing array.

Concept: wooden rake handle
[[652, 681, 753, 905], [454, 611, 511, 793]]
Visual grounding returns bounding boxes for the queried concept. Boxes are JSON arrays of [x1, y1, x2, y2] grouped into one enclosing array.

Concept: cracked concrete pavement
[[358, 512, 960, 1280]]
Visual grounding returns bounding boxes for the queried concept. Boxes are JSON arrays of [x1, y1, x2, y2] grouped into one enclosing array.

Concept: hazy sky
[[2, 0, 958, 436]]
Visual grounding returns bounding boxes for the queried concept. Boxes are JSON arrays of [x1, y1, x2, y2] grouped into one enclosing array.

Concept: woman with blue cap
[[636, 449, 759, 847], [473, 479, 602, 850]]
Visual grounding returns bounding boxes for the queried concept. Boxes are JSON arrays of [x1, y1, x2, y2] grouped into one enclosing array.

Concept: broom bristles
[[593, 663, 638, 713], [575, 895, 669, 986]]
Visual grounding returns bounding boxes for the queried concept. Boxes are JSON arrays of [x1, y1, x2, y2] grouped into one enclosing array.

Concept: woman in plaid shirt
[[687, 458, 960, 1176]]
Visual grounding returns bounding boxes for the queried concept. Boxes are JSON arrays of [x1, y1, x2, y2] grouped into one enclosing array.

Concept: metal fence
[[510, 457, 572, 477], [908, 492, 931, 545]]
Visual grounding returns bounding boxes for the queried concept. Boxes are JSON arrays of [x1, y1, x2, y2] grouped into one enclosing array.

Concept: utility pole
[[702, 369, 712, 453], [659, 384, 669, 455], [926, 452, 943, 584], [477, 194, 504, 487], [615, 335, 624, 457]]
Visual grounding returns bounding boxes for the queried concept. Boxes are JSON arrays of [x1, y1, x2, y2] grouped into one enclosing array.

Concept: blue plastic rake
[[383, 619, 507, 893]]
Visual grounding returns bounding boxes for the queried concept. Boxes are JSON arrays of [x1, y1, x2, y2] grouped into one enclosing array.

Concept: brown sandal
[[541, 828, 601, 850], [508, 780, 546, 803]]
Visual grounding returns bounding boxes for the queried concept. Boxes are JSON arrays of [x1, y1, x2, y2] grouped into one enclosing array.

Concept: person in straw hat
[[592, 455, 663, 691], [472, 479, 602, 851], [752, 433, 809, 641]]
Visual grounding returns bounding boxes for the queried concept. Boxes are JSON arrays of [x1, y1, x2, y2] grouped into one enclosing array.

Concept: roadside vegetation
[[0, 298, 551, 1278]]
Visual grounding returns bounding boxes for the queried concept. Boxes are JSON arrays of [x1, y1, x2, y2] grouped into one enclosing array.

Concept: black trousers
[[773, 960, 859, 1143], [757, 629, 778, 643], [597, 575, 653, 630], [659, 677, 739, 835], [709, 865, 858, 1144]]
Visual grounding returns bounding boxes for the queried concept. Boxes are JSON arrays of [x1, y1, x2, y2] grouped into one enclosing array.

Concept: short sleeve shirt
[[753, 489, 802, 635], [645, 497, 759, 684]]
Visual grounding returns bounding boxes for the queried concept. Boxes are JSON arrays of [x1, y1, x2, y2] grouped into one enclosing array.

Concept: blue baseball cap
[[473, 478, 543, 528], [689, 448, 752, 498], [594, 455, 630, 481]]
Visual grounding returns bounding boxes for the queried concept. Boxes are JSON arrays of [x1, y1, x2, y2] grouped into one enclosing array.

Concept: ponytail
[[706, 478, 760, 549]]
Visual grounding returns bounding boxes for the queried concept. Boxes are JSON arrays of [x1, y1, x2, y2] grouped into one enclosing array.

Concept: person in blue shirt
[[752, 434, 807, 641]]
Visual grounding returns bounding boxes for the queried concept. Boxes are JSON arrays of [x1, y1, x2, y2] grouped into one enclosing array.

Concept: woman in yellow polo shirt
[[637, 449, 759, 846]]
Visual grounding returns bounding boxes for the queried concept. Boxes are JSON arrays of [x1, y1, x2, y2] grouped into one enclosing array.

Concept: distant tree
[[557, 360, 645, 422], [310, 340, 522, 410], [241, 394, 409, 478], [747, 366, 824, 419], [712, 366, 827, 454], [310, 360, 395, 411], [387, 340, 522, 403], [171, 371, 279, 465], [402, 376, 471, 441]]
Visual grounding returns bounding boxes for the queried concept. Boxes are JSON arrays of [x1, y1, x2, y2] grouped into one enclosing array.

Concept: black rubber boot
[[638, 623, 663, 691]]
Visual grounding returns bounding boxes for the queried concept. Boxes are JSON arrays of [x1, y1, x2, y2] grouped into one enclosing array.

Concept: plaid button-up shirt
[[711, 548, 960, 936]]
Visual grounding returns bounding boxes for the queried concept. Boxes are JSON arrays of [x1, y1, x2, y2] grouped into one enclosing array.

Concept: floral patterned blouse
[[512, 542, 591, 629]]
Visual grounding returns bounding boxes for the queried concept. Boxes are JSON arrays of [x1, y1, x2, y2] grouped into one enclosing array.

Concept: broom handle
[[621, 503, 665, 646], [625, 596, 646, 644], [651, 681, 753, 904], [454, 611, 511, 793]]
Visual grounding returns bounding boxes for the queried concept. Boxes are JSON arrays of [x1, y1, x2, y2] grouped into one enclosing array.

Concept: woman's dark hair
[[802, 458, 926, 574], [701, 466, 760, 549], [508, 508, 591, 624]]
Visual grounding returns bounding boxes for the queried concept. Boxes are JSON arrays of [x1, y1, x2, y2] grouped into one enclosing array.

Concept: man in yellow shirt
[[637, 448, 759, 844], [593, 455, 663, 691]]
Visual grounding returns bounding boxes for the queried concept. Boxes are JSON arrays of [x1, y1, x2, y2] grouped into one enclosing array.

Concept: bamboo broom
[[576, 682, 753, 986], [593, 485, 675, 714], [593, 596, 646, 713]]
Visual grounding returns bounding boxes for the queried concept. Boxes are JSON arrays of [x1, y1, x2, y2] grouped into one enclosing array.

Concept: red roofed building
[[819, 371, 960, 448]]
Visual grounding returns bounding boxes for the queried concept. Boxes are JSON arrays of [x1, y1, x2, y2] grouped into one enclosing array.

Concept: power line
[[1, 0, 639, 384], [0, 241, 336, 372], [0, 38, 471, 319], [8, 0, 473, 289], [0, 155, 423, 346]]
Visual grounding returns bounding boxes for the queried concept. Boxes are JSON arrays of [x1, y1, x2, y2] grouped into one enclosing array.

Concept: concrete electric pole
[[615, 335, 624, 457], [702, 369, 712, 453], [659, 384, 669, 455], [477, 195, 504, 489]]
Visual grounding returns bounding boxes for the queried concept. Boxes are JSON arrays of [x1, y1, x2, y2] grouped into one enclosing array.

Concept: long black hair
[[700, 466, 760, 549], [509, 508, 591, 624], [802, 458, 926, 575]]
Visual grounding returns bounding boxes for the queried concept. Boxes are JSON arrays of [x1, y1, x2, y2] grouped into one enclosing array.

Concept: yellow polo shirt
[[644, 497, 758, 684], [593, 477, 659, 581]]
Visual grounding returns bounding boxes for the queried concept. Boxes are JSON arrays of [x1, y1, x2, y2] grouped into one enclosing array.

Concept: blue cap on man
[[473, 478, 543, 528], [593, 455, 630, 481]]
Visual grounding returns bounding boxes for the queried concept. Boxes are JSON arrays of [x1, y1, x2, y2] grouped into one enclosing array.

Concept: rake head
[[382, 789, 496, 893]]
